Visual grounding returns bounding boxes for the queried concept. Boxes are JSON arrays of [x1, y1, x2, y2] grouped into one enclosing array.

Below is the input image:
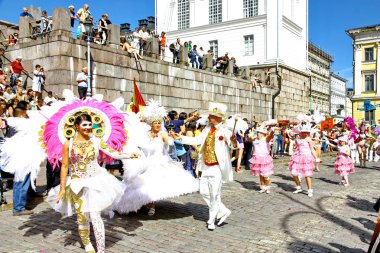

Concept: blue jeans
[[243, 143, 253, 170], [276, 135, 284, 155], [191, 55, 198, 68], [321, 141, 327, 153], [198, 57, 203, 69], [13, 173, 31, 213]]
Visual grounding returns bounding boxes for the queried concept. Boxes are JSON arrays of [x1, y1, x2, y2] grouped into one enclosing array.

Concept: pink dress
[[249, 138, 273, 177], [335, 145, 355, 176], [288, 138, 315, 177]]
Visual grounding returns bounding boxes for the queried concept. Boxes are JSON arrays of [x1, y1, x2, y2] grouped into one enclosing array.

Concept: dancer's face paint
[[78, 121, 93, 136]]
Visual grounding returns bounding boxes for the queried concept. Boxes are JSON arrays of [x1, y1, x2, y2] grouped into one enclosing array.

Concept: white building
[[330, 73, 348, 120], [156, 0, 308, 70]]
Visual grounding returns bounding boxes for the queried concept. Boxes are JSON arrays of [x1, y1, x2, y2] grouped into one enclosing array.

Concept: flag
[[131, 78, 146, 113]]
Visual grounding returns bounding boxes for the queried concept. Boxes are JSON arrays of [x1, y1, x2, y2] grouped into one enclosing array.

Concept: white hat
[[16, 56, 22, 59], [256, 126, 267, 134], [338, 135, 348, 143], [208, 101, 227, 119], [68, 5, 75, 8], [141, 99, 167, 125], [300, 124, 311, 133]]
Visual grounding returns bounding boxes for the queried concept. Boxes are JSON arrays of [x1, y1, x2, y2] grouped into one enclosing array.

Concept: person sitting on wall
[[215, 52, 230, 74]]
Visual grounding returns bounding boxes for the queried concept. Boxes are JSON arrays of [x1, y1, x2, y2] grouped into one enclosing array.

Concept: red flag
[[132, 78, 146, 113]]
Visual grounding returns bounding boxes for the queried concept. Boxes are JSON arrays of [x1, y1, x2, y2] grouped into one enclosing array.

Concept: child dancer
[[249, 126, 273, 193], [289, 124, 319, 197], [335, 136, 355, 186]]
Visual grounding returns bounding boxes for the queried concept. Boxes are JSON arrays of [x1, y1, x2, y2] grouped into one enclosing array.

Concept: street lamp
[[84, 20, 93, 97]]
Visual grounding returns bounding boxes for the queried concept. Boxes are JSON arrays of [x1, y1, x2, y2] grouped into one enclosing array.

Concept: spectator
[[251, 73, 263, 88], [187, 41, 193, 52], [76, 4, 92, 40], [13, 33, 19, 44], [20, 7, 34, 19], [121, 37, 143, 61], [105, 14, 112, 25], [7, 98, 19, 117], [198, 47, 205, 69], [68, 5, 76, 28], [44, 90, 57, 105], [0, 48, 4, 69], [3, 85, 15, 102], [7, 34, 16, 46], [216, 52, 230, 74], [0, 69, 7, 89], [15, 87, 26, 102], [0, 98, 7, 138], [139, 26, 149, 56], [132, 28, 140, 51], [185, 121, 198, 177], [94, 33, 102, 44], [10, 105, 33, 216], [76, 67, 88, 99], [190, 45, 198, 68], [32, 64, 45, 101], [25, 89, 34, 103], [34, 98, 44, 110], [41, 10, 53, 35], [230, 57, 239, 76], [76, 25, 82, 39], [172, 38, 181, 64], [98, 14, 109, 45], [17, 100, 31, 111], [9, 56, 24, 87], [159, 32, 166, 61]]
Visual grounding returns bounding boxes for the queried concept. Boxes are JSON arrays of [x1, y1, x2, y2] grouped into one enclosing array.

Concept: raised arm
[[99, 139, 139, 159]]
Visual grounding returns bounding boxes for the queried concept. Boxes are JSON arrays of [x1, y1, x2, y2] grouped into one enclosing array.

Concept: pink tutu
[[335, 155, 355, 176], [288, 153, 315, 177], [249, 155, 274, 177]]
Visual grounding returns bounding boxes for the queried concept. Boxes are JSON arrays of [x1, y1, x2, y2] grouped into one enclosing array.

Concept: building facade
[[330, 73, 348, 120], [156, 0, 308, 70], [307, 42, 333, 115], [347, 24, 380, 124]]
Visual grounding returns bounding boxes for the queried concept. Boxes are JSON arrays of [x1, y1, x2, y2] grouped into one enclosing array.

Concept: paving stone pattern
[[0, 156, 378, 253]]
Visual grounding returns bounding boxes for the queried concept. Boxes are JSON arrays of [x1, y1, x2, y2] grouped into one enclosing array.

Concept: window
[[365, 74, 375, 91], [178, 0, 190, 30], [365, 110, 375, 124], [209, 40, 218, 60], [244, 35, 254, 55], [364, 48, 374, 61], [209, 0, 222, 24], [243, 0, 258, 18]]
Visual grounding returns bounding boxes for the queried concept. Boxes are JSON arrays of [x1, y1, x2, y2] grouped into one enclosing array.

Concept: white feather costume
[[114, 100, 199, 214]]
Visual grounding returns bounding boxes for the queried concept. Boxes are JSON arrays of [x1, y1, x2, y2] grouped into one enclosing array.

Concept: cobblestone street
[[0, 156, 378, 253]]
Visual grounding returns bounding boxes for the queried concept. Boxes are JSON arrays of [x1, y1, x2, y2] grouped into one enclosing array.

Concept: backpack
[[169, 43, 175, 53]]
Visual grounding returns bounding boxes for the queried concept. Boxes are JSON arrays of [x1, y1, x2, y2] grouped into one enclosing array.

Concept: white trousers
[[200, 165, 229, 225]]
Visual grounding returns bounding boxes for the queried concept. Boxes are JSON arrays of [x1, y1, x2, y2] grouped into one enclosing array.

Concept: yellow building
[[346, 24, 380, 124]]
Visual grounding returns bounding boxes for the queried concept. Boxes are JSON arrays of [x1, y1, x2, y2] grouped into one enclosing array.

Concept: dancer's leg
[[89, 212, 105, 253]]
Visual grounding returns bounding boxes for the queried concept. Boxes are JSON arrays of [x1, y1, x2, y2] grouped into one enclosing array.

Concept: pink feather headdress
[[41, 99, 127, 168]]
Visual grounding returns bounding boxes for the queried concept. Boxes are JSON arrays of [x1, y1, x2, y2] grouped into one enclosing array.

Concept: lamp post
[[84, 20, 93, 97]]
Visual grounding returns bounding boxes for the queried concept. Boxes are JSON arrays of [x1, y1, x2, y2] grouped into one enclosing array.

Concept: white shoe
[[217, 209, 231, 226], [207, 223, 216, 230], [307, 189, 313, 197], [293, 186, 302, 194]]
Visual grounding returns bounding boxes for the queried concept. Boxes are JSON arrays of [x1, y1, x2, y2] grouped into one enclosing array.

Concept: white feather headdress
[[226, 115, 248, 135], [141, 99, 167, 125]]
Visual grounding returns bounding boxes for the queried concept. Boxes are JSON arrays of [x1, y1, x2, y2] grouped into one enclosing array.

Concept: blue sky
[[1, 0, 380, 88]]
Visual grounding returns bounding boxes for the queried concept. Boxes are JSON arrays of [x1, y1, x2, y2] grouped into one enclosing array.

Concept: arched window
[[178, 0, 190, 30]]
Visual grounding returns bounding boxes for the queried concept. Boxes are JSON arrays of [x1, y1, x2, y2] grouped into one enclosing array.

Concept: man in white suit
[[172, 102, 237, 230]]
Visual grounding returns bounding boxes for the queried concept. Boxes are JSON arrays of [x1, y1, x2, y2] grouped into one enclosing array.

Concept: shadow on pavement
[[234, 180, 260, 191], [316, 177, 340, 185], [346, 195, 377, 212], [328, 242, 366, 253]]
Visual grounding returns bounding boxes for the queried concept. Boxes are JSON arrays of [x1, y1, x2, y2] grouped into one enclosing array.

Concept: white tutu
[[114, 134, 199, 214], [47, 168, 125, 217]]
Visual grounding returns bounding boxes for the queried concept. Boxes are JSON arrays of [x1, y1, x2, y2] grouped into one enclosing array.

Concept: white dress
[[47, 137, 127, 216], [114, 133, 199, 214]]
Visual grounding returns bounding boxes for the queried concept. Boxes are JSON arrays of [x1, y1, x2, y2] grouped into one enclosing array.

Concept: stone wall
[[2, 7, 311, 121]]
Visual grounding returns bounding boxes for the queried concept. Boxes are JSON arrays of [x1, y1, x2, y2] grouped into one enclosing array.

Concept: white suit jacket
[[180, 122, 236, 183]]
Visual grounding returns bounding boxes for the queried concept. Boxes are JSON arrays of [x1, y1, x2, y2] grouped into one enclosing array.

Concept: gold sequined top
[[203, 126, 219, 166]]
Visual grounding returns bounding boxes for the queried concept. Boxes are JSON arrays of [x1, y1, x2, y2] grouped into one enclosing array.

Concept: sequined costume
[[48, 137, 128, 253]]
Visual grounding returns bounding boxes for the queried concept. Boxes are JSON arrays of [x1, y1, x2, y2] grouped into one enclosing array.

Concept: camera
[[166, 123, 175, 132]]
